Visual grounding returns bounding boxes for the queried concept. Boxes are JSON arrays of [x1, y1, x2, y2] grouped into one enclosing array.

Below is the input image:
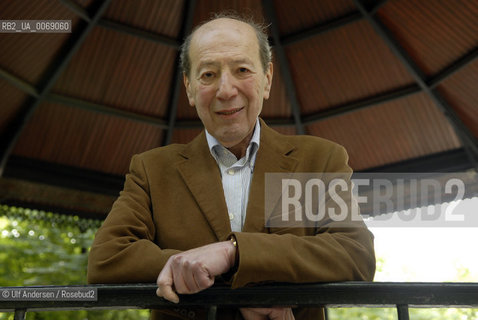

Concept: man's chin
[[216, 131, 248, 148]]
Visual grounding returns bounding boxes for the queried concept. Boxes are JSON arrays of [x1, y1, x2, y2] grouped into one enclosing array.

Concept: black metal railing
[[1, 282, 478, 320]]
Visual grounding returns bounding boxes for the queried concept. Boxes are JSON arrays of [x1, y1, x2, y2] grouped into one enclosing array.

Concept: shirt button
[[229, 213, 234, 220], [227, 169, 235, 175]]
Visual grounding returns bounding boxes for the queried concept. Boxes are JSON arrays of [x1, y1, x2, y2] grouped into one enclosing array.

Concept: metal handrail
[[1, 282, 478, 320]]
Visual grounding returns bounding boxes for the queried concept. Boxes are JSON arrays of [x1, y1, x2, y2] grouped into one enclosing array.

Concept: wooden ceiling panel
[[12, 103, 163, 175], [0, 0, 80, 84], [437, 60, 478, 138], [103, 0, 185, 38], [52, 27, 176, 118], [0, 79, 27, 133], [74, 0, 95, 8], [287, 19, 415, 114], [273, 0, 356, 35], [306, 93, 462, 170], [261, 55, 292, 119], [176, 84, 198, 120], [377, 0, 478, 76], [171, 128, 203, 144], [193, 0, 265, 26]]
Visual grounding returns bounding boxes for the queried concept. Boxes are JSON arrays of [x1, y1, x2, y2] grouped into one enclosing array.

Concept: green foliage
[[328, 307, 478, 320], [409, 308, 478, 320], [328, 307, 397, 320], [0, 205, 148, 320], [1, 205, 477, 319]]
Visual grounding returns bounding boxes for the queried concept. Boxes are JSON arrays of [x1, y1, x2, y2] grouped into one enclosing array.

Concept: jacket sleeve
[[230, 145, 376, 288], [87, 154, 181, 284]]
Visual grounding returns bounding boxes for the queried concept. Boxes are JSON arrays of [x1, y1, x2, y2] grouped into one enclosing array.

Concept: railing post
[[397, 304, 410, 320], [14, 308, 26, 320], [207, 305, 217, 320]]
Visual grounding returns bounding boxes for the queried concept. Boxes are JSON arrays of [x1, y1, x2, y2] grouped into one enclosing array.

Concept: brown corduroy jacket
[[87, 120, 376, 320]]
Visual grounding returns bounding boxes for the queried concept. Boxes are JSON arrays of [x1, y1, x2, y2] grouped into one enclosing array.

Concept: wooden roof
[[0, 0, 477, 219]]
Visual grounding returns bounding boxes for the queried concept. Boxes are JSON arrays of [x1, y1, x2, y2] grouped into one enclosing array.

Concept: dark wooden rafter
[[302, 85, 420, 125], [428, 46, 478, 89], [47, 93, 168, 128], [281, 11, 363, 47], [262, 0, 306, 135], [280, 0, 387, 46], [59, 0, 180, 48], [162, 0, 197, 146], [0, 0, 113, 177], [353, 0, 478, 170], [369, 0, 390, 14], [98, 19, 180, 49], [0, 69, 39, 97], [59, 0, 91, 22]]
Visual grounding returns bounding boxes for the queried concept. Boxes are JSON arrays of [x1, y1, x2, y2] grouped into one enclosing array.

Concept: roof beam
[[280, 0, 389, 47], [3, 155, 124, 196], [303, 85, 421, 125], [359, 148, 473, 173], [428, 45, 478, 89], [369, 0, 389, 14], [0, 68, 39, 97], [59, 0, 91, 22], [162, 0, 197, 146], [59, 0, 180, 49], [47, 93, 168, 129], [281, 11, 362, 47], [353, 0, 478, 169], [263, 0, 306, 135], [97, 19, 180, 48], [0, 0, 112, 177]]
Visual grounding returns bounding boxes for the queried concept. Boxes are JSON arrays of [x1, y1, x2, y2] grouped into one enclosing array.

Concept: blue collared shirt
[[205, 118, 261, 232]]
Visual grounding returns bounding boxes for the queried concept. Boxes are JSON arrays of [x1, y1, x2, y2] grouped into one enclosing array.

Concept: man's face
[[184, 18, 273, 148]]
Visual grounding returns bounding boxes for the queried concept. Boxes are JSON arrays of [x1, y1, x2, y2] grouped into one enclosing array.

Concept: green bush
[[0, 205, 148, 320]]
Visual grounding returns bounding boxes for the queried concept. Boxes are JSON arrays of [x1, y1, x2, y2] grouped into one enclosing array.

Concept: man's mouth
[[216, 107, 244, 116]]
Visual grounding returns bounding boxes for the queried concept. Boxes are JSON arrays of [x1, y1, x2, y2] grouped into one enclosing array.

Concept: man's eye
[[202, 72, 214, 78], [238, 67, 249, 73]]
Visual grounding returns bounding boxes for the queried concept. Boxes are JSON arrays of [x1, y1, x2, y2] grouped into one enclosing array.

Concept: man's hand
[[156, 240, 236, 303], [240, 307, 295, 320]]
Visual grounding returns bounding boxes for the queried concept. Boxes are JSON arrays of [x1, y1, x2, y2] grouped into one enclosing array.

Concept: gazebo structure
[[1, 0, 477, 220]]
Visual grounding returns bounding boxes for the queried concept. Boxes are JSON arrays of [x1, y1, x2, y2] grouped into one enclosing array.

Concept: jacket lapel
[[176, 132, 232, 241], [176, 120, 300, 237], [243, 120, 299, 232]]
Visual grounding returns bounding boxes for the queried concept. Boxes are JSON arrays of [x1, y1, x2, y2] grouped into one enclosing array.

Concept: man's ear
[[183, 73, 195, 107], [263, 62, 273, 100]]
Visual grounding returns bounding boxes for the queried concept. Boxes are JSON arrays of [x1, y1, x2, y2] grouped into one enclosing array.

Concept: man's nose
[[216, 71, 238, 100]]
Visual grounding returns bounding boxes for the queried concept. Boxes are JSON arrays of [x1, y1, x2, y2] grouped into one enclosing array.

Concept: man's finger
[[156, 264, 179, 303], [156, 285, 179, 304]]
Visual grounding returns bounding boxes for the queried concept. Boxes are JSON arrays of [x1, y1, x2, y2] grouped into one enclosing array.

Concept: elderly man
[[88, 13, 375, 320]]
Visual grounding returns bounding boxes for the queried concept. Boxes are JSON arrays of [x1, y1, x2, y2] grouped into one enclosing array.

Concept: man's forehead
[[191, 18, 256, 45]]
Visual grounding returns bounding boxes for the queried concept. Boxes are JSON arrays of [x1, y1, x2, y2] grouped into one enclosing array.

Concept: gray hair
[[180, 12, 272, 78]]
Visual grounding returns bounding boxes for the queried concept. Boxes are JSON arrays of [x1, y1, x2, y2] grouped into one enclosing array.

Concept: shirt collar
[[206, 118, 261, 166]]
